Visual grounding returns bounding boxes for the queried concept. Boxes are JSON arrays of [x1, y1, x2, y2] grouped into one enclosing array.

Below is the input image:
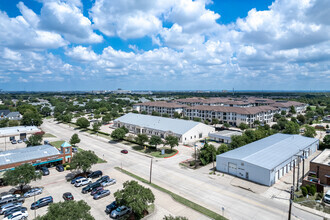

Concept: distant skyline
[[0, 0, 329, 91]]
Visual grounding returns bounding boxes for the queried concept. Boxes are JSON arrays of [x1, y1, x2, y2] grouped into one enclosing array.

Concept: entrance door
[[228, 163, 237, 176]]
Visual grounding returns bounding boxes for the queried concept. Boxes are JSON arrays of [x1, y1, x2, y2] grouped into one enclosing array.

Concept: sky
[[0, 0, 329, 91]]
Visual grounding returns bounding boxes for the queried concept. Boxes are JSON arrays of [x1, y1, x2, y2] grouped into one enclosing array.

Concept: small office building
[[0, 126, 40, 141], [309, 149, 330, 185], [216, 134, 319, 186], [0, 143, 72, 172], [114, 113, 215, 143], [208, 130, 242, 143]]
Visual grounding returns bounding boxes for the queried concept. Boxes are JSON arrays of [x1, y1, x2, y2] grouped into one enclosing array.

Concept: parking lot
[[0, 163, 210, 220]]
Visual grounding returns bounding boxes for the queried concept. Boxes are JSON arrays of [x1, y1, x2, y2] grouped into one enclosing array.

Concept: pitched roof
[[185, 105, 278, 115], [218, 134, 318, 170], [134, 101, 187, 108], [271, 101, 305, 108], [0, 145, 61, 166], [114, 113, 208, 135], [0, 110, 10, 116], [0, 126, 40, 137]]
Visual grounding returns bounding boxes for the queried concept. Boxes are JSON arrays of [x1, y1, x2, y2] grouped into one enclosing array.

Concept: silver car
[[74, 178, 92, 187], [93, 189, 110, 200], [101, 178, 116, 187], [110, 206, 131, 219], [24, 188, 43, 198], [0, 203, 22, 215]]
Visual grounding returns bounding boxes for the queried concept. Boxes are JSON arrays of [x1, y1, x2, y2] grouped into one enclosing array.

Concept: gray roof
[[6, 112, 21, 118], [115, 113, 203, 135], [0, 145, 61, 166], [0, 126, 40, 137], [218, 133, 319, 170], [209, 130, 242, 139]]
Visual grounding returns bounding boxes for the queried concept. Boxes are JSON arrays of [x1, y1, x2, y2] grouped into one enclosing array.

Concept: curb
[[164, 150, 179, 158]]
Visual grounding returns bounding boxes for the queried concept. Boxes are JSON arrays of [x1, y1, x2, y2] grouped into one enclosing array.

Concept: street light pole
[[292, 159, 295, 191], [149, 157, 153, 184], [297, 156, 300, 191], [302, 151, 305, 180], [194, 144, 197, 169]]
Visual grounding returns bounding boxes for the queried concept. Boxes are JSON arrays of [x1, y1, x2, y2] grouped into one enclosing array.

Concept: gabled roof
[[218, 133, 318, 170], [0, 110, 10, 116], [61, 142, 71, 148], [114, 113, 208, 135], [0, 145, 61, 166]]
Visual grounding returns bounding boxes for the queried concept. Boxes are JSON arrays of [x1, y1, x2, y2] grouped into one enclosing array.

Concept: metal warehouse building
[[114, 113, 215, 144], [216, 134, 319, 186]]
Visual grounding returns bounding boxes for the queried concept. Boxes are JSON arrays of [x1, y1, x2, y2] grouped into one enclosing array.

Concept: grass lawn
[[43, 133, 56, 138], [50, 140, 65, 149], [132, 145, 178, 158]]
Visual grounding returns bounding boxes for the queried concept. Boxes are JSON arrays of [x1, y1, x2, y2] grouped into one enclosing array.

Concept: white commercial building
[[114, 113, 215, 144], [216, 134, 319, 186], [209, 130, 242, 143], [0, 126, 40, 139]]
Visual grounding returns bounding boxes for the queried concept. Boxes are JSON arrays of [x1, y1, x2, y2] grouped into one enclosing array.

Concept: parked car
[[44, 140, 50, 145], [326, 129, 330, 134], [75, 178, 91, 187], [0, 196, 24, 207], [121, 150, 128, 154], [72, 172, 91, 180], [3, 207, 27, 217], [110, 206, 131, 219], [3, 210, 28, 220], [40, 167, 49, 176], [62, 192, 74, 201], [17, 140, 23, 144], [90, 187, 103, 196], [24, 188, 43, 198], [324, 190, 330, 204], [81, 182, 101, 194], [71, 176, 84, 184], [23, 138, 27, 142], [11, 140, 17, 144], [72, 147, 78, 153], [101, 178, 116, 187], [0, 195, 18, 202], [96, 175, 110, 184], [56, 165, 64, 172], [105, 201, 117, 214], [87, 170, 103, 179], [0, 203, 23, 215], [31, 196, 53, 210], [93, 189, 110, 200]]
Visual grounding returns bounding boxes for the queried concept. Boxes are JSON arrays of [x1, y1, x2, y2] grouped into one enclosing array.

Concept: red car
[[63, 192, 74, 201], [121, 150, 128, 154]]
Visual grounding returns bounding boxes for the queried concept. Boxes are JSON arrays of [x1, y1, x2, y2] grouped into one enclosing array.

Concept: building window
[[199, 133, 202, 138]]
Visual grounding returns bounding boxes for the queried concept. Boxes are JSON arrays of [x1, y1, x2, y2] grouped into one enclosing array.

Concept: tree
[[211, 118, 219, 125], [149, 135, 163, 148], [291, 117, 297, 123], [277, 117, 288, 130], [41, 106, 52, 117], [114, 180, 155, 219], [102, 113, 112, 124], [253, 120, 260, 126], [3, 163, 41, 192], [165, 135, 179, 150], [322, 135, 330, 149], [199, 143, 216, 165], [297, 114, 306, 124], [238, 123, 249, 130], [76, 117, 90, 129], [92, 122, 101, 133], [273, 113, 281, 121], [303, 126, 316, 138], [21, 110, 43, 126], [70, 134, 80, 146], [162, 113, 169, 118], [70, 150, 98, 173], [0, 118, 9, 128], [26, 134, 43, 146], [216, 144, 229, 154], [135, 134, 149, 146], [193, 117, 201, 122], [8, 120, 20, 127], [35, 200, 94, 220], [163, 215, 188, 220], [289, 105, 296, 114], [283, 121, 299, 134], [62, 114, 72, 123], [173, 112, 181, 119], [281, 110, 287, 116], [223, 123, 230, 128], [111, 128, 127, 140], [151, 111, 160, 116]]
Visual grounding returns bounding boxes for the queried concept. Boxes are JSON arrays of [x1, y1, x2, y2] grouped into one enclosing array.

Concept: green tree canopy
[[289, 105, 296, 114], [135, 134, 149, 146], [297, 114, 306, 124], [283, 121, 300, 134], [70, 150, 98, 173], [41, 106, 52, 117], [21, 110, 43, 126], [165, 135, 179, 150], [26, 134, 43, 146], [238, 123, 249, 130], [303, 126, 316, 138], [173, 112, 181, 119], [114, 180, 155, 219], [216, 144, 229, 154], [211, 118, 219, 125], [70, 134, 80, 146], [199, 143, 216, 165], [92, 122, 102, 133], [35, 200, 94, 220], [281, 110, 287, 116], [149, 135, 163, 148], [0, 118, 9, 128], [273, 113, 281, 121], [3, 163, 41, 191], [76, 117, 90, 129], [111, 128, 127, 140], [102, 113, 112, 124]]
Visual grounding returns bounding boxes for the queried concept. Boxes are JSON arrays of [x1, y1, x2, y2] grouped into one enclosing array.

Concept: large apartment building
[[133, 101, 186, 117], [184, 105, 279, 126]]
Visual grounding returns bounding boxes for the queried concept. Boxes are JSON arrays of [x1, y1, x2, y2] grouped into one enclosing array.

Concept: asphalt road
[[41, 119, 323, 220]]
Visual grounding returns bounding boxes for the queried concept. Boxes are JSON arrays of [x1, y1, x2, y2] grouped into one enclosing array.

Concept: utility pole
[[302, 151, 305, 180], [288, 186, 294, 220], [149, 157, 153, 184], [212, 152, 215, 174], [297, 156, 300, 191], [293, 159, 295, 191], [194, 144, 197, 169]]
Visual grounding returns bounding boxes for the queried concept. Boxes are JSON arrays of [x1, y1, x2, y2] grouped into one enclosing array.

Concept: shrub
[[305, 185, 311, 194], [316, 192, 323, 200], [189, 160, 196, 167], [310, 184, 316, 196], [301, 186, 308, 197]]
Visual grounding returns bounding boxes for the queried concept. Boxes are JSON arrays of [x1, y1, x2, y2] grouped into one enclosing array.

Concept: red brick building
[[309, 149, 330, 185]]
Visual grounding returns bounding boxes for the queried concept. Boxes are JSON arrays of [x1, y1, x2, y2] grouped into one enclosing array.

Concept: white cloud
[[65, 46, 98, 61]]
